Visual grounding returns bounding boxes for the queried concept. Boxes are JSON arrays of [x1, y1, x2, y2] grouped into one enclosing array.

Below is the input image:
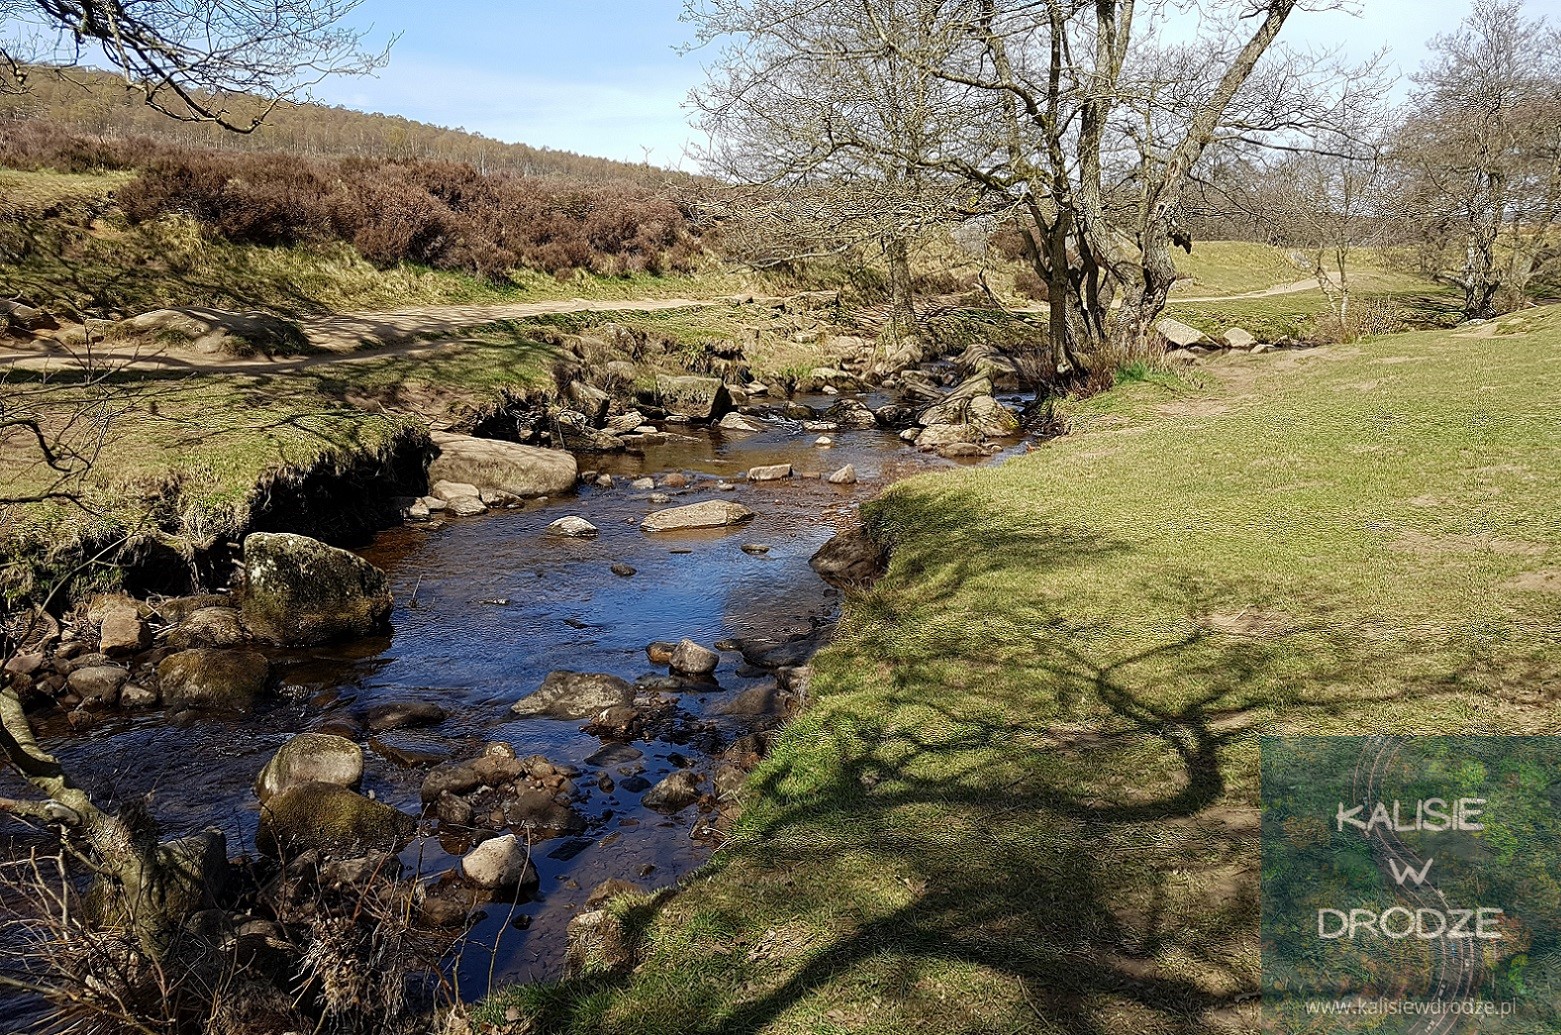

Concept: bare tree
[[691, 0, 1372, 373], [686, 0, 966, 340], [0, 0, 389, 131], [1393, 0, 1561, 319]]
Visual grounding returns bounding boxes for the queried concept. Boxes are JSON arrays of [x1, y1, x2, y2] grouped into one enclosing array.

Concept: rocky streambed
[[0, 384, 1033, 1018]]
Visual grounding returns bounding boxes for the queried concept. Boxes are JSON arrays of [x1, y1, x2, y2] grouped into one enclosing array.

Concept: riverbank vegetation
[[482, 309, 1561, 1034]]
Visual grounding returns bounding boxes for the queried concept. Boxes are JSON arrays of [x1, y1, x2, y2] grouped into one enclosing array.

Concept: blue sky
[[312, 1, 1559, 167]]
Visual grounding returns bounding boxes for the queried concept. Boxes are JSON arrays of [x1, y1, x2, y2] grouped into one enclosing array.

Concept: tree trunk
[[0, 687, 223, 957], [883, 236, 917, 340]]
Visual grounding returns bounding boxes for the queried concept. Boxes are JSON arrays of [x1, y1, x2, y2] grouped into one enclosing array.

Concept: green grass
[[485, 312, 1561, 1033], [0, 168, 134, 213], [0, 323, 572, 604], [1170, 241, 1308, 297], [1164, 286, 1463, 342]]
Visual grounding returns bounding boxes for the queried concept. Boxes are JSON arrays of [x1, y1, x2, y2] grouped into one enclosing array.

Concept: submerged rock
[[158, 648, 271, 712], [718, 412, 767, 433], [241, 532, 392, 646], [548, 516, 600, 538], [641, 771, 701, 812], [511, 671, 636, 720], [364, 700, 447, 732], [640, 500, 754, 533], [257, 783, 413, 858], [255, 733, 363, 803]]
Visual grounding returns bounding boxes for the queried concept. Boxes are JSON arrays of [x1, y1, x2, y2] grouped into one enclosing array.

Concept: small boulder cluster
[[4, 532, 392, 719], [1155, 317, 1287, 361]]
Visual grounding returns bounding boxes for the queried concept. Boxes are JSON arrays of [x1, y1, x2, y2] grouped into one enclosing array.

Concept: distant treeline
[[0, 65, 685, 186]]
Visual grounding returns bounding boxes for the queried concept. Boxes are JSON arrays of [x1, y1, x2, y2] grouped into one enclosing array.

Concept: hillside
[[0, 65, 683, 186]]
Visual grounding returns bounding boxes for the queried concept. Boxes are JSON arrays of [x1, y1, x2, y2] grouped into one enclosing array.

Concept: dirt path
[[1170, 278, 1323, 303], [1009, 278, 1323, 316], [0, 296, 727, 375]]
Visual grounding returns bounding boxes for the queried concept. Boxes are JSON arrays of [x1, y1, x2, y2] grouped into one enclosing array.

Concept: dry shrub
[[0, 843, 458, 1035], [1308, 297, 1412, 344], [3, 119, 704, 281]]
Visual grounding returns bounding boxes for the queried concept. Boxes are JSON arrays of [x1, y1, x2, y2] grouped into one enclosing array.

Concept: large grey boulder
[[428, 432, 578, 498], [68, 664, 129, 707], [255, 733, 364, 803], [640, 500, 755, 533], [242, 532, 391, 646], [1222, 327, 1258, 349], [1155, 318, 1209, 349], [823, 398, 878, 429], [157, 649, 271, 712], [914, 423, 982, 450], [669, 639, 719, 676], [656, 375, 731, 421], [511, 671, 636, 720], [919, 377, 1020, 437]]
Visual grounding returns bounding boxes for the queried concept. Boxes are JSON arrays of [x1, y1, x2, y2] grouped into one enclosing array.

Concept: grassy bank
[[484, 313, 1561, 1033]]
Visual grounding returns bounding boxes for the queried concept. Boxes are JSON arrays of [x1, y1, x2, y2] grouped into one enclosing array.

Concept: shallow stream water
[[7, 389, 1030, 1005]]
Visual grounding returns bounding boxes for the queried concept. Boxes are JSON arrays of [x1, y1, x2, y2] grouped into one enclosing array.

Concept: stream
[[9, 389, 1031, 1006]]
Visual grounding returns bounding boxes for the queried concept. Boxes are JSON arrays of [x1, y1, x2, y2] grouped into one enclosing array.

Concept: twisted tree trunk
[[0, 684, 224, 957]]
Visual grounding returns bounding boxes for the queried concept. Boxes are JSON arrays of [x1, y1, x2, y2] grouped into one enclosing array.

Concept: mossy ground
[[480, 311, 1561, 1034]]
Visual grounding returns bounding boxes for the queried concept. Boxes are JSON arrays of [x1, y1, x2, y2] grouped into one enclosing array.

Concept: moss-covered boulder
[[255, 733, 364, 803], [655, 375, 732, 421], [241, 532, 392, 646], [256, 782, 414, 858], [157, 648, 271, 712]]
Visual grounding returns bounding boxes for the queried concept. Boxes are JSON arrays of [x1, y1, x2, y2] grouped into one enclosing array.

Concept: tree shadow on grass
[[509, 488, 1465, 1034]]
